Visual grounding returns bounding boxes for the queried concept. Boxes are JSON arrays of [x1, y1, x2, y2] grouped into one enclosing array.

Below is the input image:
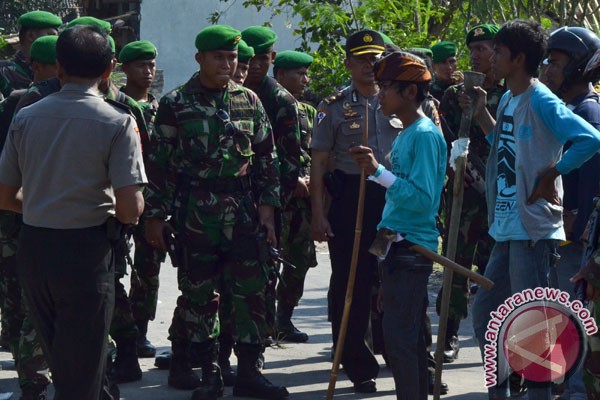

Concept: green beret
[[119, 40, 157, 63], [195, 25, 242, 52], [108, 35, 116, 53], [274, 50, 313, 69], [18, 11, 62, 30], [237, 39, 255, 64], [29, 35, 58, 64], [379, 32, 395, 45], [67, 16, 111, 34], [466, 24, 499, 45], [431, 41, 457, 63], [241, 26, 278, 55], [408, 47, 433, 58]]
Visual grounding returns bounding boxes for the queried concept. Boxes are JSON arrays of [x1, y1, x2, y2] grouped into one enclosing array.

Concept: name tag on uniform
[[349, 122, 360, 129]]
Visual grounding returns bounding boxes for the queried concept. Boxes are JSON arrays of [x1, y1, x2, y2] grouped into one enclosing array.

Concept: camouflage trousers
[[110, 272, 139, 342], [169, 193, 268, 345], [129, 226, 165, 324], [437, 184, 492, 321], [584, 300, 600, 398], [0, 252, 25, 356], [276, 198, 317, 308], [17, 314, 49, 390]]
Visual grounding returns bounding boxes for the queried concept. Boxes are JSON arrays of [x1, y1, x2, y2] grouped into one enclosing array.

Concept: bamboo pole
[[326, 99, 369, 400], [433, 71, 486, 399]]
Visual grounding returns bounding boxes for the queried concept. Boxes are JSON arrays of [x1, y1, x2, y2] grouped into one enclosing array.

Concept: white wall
[[140, 0, 301, 94]]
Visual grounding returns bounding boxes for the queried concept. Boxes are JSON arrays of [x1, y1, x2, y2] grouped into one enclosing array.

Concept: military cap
[[195, 25, 242, 52], [67, 16, 112, 34], [29, 35, 58, 64], [379, 32, 395, 45], [274, 50, 313, 69], [431, 41, 457, 63], [18, 11, 62, 30], [241, 26, 278, 55], [119, 40, 158, 63], [108, 35, 116, 53], [346, 29, 385, 56], [466, 24, 499, 45], [374, 51, 432, 82], [237, 39, 255, 64]]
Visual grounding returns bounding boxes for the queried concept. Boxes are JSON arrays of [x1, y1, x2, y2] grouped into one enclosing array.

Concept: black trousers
[[327, 174, 385, 383], [17, 224, 115, 400]]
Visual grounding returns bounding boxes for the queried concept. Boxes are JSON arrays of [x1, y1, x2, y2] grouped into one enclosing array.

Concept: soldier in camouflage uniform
[[273, 50, 318, 343], [429, 41, 461, 102], [0, 11, 61, 101], [143, 25, 288, 400], [118, 40, 166, 360], [437, 24, 505, 363], [0, 35, 59, 400], [241, 26, 303, 345]]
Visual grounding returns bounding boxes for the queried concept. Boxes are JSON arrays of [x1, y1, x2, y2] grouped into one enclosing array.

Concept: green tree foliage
[[0, 0, 76, 34], [213, 0, 600, 98]]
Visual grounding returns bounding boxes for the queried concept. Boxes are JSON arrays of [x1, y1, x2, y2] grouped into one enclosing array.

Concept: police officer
[[310, 29, 399, 393], [0, 11, 61, 101], [119, 39, 166, 359], [429, 41, 462, 102], [143, 25, 288, 400], [273, 50, 318, 343], [437, 24, 505, 364]]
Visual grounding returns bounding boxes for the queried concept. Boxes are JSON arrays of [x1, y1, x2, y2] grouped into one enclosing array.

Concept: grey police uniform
[[311, 83, 400, 384]]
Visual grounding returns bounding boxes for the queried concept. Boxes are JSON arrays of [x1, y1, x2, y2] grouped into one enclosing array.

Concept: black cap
[[345, 30, 385, 56]]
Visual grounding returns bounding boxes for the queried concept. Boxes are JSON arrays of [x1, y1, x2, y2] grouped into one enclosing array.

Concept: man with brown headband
[[350, 51, 447, 400]]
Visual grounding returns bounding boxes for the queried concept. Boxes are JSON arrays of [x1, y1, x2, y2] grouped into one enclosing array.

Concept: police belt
[[189, 175, 251, 193]]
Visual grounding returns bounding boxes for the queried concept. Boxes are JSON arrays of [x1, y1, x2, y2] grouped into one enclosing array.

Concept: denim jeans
[[381, 245, 432, 400], [549, 242, 587, 399], [472, 240, 558, 400]]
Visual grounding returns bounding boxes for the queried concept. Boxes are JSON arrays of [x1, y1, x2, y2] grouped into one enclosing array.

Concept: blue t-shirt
[[489, 94, 530, 241], [377, 117, 447, 251]]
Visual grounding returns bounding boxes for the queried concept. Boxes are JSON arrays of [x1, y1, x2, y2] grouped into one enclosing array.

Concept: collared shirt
[[0, 83, 147, 229]]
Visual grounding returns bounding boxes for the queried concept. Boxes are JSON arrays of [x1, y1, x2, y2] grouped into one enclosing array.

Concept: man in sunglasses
[[143, 25, 288, 400]]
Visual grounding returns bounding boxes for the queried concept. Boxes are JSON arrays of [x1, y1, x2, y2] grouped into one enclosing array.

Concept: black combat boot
[[155, 342, 203, 370], [443, 318, 460, 363], [218, 333, 236, 387], [135, 320, 157, 358], [168, 340, 201, 390], [233, 344, 289, 399], [190, 339, 224, 400], [19, 384, 47, 400], [109, 338, 143, 383], [276, 304, 308, 343]]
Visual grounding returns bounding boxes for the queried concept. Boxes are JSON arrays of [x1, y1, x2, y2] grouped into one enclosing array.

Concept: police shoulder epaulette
[[322, 90, 345, 105], [105, 98, 133, 114]]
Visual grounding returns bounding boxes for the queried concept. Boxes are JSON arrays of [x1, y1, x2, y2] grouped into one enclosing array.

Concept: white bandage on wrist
[[368, 168, 397, 188]]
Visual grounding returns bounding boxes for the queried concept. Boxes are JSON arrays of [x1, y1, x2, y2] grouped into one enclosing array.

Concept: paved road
[[0, 244, 489, 399]]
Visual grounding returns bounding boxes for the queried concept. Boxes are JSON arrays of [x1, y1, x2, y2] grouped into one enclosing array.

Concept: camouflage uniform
[[436, 82, 506, 330], [429, 77, 453, 103], [276, 101, 318, 309], [126, 93, 167, 328], [251, 76, 302, 338], [0, 51, 33, 101], [0, 85, 52, 394], [144, 73, 280, 345]]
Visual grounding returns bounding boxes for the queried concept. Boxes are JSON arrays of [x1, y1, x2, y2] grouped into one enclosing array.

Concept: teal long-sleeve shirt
[[377, 117, 447, 252]]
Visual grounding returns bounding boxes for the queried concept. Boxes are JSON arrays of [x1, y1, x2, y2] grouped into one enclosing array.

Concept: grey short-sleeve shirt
[[0, 83, 147, 229], [311, 83, 401, 174]]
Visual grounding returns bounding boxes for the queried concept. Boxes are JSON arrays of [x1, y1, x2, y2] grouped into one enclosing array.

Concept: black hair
[[395, 81, 430, 103], [494, 19, 547, 76], [56, 25, 112, 79]]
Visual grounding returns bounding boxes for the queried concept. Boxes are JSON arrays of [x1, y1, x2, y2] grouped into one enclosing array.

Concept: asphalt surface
[[0, 243, 490, 399]]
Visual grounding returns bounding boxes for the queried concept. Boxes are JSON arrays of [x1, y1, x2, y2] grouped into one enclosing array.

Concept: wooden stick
[[326, 99, 369, 400], [433, 71, 486, 399]]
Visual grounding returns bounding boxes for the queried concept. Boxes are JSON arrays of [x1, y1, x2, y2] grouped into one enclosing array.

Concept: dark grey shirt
[[311, 83, 401, 174]]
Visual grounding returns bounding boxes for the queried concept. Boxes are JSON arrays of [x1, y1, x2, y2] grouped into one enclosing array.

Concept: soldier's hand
[[348, 145, 378, 175], [452, 70, 464, 85], [293, 177, 310, 198], [571, 259, 600, 302], [311, 214, 334, 242], [145, 217, 173, 251], [459, 86, 486, 117], [258, 205, 277, 248]]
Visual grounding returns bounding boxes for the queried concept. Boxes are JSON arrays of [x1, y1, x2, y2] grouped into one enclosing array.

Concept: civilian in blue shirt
[[350, 51, 447, 400]]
